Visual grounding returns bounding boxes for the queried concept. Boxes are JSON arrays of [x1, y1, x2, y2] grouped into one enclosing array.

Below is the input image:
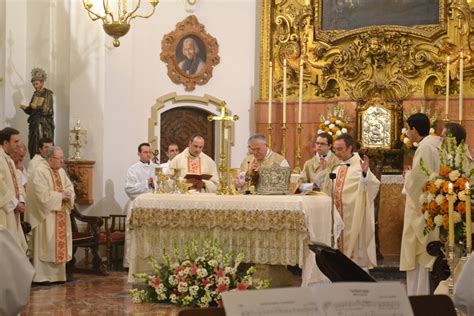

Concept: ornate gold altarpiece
[[258, 0, 474, 172]]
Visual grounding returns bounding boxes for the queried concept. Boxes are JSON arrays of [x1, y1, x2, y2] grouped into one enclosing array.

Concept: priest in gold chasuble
[[25, 146, 75, 283]]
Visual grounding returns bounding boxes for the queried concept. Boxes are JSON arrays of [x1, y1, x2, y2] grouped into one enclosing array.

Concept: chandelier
[[83, 0, 159, 47]]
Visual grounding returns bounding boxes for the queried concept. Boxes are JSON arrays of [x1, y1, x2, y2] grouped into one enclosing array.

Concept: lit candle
[[466, 182, 472, 251], [459, 51, 464, 122], [283, 58, 287, 124], [298, 59, 303, 124], [268, 61, 273, 124], [446, 56, 450, 119], [448, 182, 455, 246]]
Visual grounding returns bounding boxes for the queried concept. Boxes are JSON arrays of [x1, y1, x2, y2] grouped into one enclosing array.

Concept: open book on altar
[[184, 173, 213, 181]]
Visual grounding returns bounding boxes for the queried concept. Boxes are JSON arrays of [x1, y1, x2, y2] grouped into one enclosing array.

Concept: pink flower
[[216, 284, 228, 293], [189, 264, 198, 276], [150, 276, 161, 288], [201, 278, 211, 286], [215, 269, 225, 278], [236, 282, 248, 291]]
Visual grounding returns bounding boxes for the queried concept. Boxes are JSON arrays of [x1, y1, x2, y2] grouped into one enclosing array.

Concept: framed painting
[[160, 15, 220, 91]]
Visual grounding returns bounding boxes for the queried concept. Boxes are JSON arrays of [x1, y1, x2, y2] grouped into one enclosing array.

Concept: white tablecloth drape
[[127, 193, 343, 286]]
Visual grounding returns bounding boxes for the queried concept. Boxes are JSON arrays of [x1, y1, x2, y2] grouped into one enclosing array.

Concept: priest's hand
[[360, 154, 369, 174], [186, 178, 205, 192], [15, 202, 25, 214], [62, 191, 73, 201], [248, 159, 259, 176]]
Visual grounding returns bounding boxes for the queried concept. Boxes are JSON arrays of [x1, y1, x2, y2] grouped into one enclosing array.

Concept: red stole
[[49, 169, 68, 264], [333, 165, 348, 252]]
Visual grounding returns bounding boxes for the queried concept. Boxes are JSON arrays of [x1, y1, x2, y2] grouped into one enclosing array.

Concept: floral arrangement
[[317, 106, 350, 140], [420, 136, 474, 241], [400, 104, 438, 151], [128, 240, 270, 307]]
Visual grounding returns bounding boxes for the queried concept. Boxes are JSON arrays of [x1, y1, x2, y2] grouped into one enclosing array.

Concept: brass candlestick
[[267, 124, 273, 150], [281, 123, 287, 157], [68, 119, 87, 160], [208, 101, 239, 195], [293, 123, 303, 174]]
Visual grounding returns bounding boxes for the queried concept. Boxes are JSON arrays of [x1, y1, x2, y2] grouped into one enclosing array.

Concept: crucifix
[[208, 101, 239, 195]]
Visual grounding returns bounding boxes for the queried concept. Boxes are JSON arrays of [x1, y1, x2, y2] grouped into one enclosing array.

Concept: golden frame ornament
[[160, 15, 220, 91]]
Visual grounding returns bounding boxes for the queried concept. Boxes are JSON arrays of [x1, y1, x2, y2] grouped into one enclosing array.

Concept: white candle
[[448, 182, 455, 246], [283, 58, 287, 124], [446, 56, 450, 119], [459, 51, 464, 122], [268, 61, 273, 124], [466, 182, 472, 250], [298, 59, 303, 124]]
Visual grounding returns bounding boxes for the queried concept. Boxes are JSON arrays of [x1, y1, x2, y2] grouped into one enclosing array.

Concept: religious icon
[[160, 15, 220, 91]]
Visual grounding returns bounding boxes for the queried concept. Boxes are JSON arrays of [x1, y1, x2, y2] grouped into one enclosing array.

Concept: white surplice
[[169, 148, 219, 193], [0, 225, 35, 316], [299, 151, 339, 194], [25, 165, 75, 282], [0, 147, 27, 252], [26, 153, 48, 179], [332, 153, 380, 269], [400, 135, 441, 295]]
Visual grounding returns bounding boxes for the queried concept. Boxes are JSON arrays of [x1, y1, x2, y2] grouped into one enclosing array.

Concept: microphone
[[329, 163, 350, 180]]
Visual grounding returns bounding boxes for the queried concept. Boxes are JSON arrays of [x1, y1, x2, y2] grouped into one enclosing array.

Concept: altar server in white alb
[[159, 143, 180, 175], [0, 127, 28, 252], [169, 134, 219, 192], [124, 142, 158, 204], [400, 113, 441, 295], [25, 146, 75, 283], [331, 133, 380, 269]]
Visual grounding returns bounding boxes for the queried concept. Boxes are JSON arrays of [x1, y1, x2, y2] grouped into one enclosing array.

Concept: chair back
[[409, 295, 456, 316], [308, 242, 376, 282]]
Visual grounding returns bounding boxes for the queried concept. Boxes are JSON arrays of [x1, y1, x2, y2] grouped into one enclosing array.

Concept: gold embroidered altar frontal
[[127, 193, 340, 286]]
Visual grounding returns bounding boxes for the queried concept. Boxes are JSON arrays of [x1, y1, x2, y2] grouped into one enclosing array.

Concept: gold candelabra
[[281, 123, 287, 157], [208, 101, 239, 195], [83, 0, 159, 47], [267, 124, 273, 150], [293, 123, 303, 174], [68, 119, 87, 160]]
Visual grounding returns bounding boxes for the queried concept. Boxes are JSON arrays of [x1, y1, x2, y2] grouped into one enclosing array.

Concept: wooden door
[[160, 107, 215, 163]]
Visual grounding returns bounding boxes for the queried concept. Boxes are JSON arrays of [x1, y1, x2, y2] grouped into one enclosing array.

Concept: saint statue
[[19, 68, 54, 159]]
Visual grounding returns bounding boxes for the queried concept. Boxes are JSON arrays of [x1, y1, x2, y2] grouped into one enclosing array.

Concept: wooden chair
[[178, 307, 225, 316], [100, 214, 126, 270], [67, 204, 107, 276]]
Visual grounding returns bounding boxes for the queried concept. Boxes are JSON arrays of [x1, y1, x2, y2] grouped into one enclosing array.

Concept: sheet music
[[222, 283, 413, 316]]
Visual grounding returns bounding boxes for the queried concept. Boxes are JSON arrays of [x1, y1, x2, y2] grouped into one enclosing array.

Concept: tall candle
[[283, 58, 287, 124], [459, 51, 464, 122], [298, 59, 303, 124], [448, 182, 455, 246], [268, 61, 273, 124], [466, 182, 472, 250], [446, 56, 450, 119]]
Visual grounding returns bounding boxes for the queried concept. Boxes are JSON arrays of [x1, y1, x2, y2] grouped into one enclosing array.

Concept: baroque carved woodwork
[[65, 160, 95, 205]]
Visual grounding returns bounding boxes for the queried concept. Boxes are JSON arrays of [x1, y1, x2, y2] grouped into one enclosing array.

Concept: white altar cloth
[[127, 193, 343, 286]]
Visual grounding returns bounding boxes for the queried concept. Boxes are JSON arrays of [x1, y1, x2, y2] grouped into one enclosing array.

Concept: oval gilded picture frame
[[160, 15, 220, 91]]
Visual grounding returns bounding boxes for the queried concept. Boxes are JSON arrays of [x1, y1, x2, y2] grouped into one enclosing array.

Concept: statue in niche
[[19, 68, 54, 159]]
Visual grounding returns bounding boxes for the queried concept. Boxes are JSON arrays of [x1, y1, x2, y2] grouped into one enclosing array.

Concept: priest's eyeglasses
[[315, 142, 328, 146]]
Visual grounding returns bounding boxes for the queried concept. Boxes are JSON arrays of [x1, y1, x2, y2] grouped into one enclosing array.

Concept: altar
[[127, 192, 343, 286]]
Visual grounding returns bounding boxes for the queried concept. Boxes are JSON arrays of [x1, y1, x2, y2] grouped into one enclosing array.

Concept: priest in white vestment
[[299, 132, 339, 194], [11, 143, 28, 187], [169, 134, 219, 193], [26, 136, 53, 179], [400, 113, 441, 295], [25, 146, 75, 283], [0, 225, 35, 316], [0, 127, 28, 252], [331, 134, 380, 269], [158, 143, 180, 175]]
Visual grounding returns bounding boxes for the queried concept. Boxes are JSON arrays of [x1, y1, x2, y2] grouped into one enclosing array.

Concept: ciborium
[[69, 119, 87, 160]]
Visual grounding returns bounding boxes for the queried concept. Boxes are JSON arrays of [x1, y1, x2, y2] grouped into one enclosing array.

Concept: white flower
[[225, 267, 236, 275], [182, 260, 191, 266], [168, 275, 178, 286], [182, 295, 193, 305], [317, 129, 323, 134], [454, 211, 462, 223], [413, 142, 418, 147], [170, 263, 180, 270], [325, 120, 330, 125], [449, 170, 461, 182], [183, 267, 190, 276], [341, 128, 347, 133], [402, 127, 407, 134], [178, 281, 188, 293], [189, 285, 199, 297], [170, 294, 178, 304], [328, 131, 333, 135], [429, 128, 435, 134], [435, 194, 445, 205], [403, 137, 410, 144], [426, 192, 434, 203], [197, 268, 208, 278], [208, 260, 218, 268], [336, 120, 342, 125], [434, 179, 444, 188], [434, 215, 444, 227], [336, 130, 342, 136], [329, 123, 335, 129], [424, 211, 430, 220], [458, 190, 467, 201]]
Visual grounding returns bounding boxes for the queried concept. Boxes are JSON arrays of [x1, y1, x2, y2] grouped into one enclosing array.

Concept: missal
[[183, 173, 212, 181]]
